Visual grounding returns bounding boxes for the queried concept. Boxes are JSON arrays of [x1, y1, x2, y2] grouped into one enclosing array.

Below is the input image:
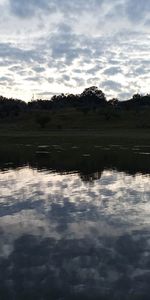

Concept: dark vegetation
[[0, 86, 150, 130]]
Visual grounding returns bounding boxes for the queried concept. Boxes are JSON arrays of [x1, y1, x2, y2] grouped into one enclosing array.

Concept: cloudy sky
[[0, 0, 150, 101]]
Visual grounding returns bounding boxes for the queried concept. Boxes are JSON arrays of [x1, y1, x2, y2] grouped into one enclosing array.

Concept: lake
[[0, 141, 150, 300]]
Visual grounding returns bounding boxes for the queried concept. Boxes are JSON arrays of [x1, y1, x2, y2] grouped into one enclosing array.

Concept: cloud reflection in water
[[0, 167, 150, 299]]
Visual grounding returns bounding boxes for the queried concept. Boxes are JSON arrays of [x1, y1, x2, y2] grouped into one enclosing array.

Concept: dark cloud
[[102, 80, 123, 91], [33, 66, 45, 73], [73, 77, 85, 87], [144, 19, 150, 26], [0, 76, 12, 82], [103, 67, 122, 76], [9, 0, 104, 18], [52, 0, 104, 14], [62, 74, 70, 82], [0, 42, 44, 63], [73, 69, 84, 74], [9, 65, 24, 72], [25, 76, 45, 82], [0, 75, 14, 85], [37, 91, 57, 96], [86, 65, 102, 75], [47, 77, 54, 83], [49, 34, 86, 65], [9, 0, 50, 18], [118, 91, 133, 100], [86, 77, 100, 86], [126, 0, 150, 22]]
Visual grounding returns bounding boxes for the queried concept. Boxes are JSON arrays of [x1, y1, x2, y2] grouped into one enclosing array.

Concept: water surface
[[0, 143, 150, 300]]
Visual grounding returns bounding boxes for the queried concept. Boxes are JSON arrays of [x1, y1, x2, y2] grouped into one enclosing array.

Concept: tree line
[[0, 86, 150, 119]]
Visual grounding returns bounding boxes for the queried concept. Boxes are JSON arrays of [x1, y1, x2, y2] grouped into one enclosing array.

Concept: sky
[[0, 0, 150, 101]]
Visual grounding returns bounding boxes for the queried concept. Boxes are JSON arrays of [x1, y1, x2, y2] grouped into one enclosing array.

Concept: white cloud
[[0, 0, 149, 100]]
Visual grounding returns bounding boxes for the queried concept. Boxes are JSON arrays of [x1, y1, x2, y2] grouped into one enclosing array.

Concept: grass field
[[0, 107, 150, 129], [0, 128, 150, 149], [0, 107, 149, 146]]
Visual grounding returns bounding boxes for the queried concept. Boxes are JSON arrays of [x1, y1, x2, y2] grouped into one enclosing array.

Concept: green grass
[[0, 107, 150, 130], [0, 107, 149, 146]]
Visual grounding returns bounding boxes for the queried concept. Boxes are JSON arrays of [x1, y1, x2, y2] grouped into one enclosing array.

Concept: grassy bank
[[0, 107, 150, 129], [0, 128, 150, 147], [0, 107, 149, 145]]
